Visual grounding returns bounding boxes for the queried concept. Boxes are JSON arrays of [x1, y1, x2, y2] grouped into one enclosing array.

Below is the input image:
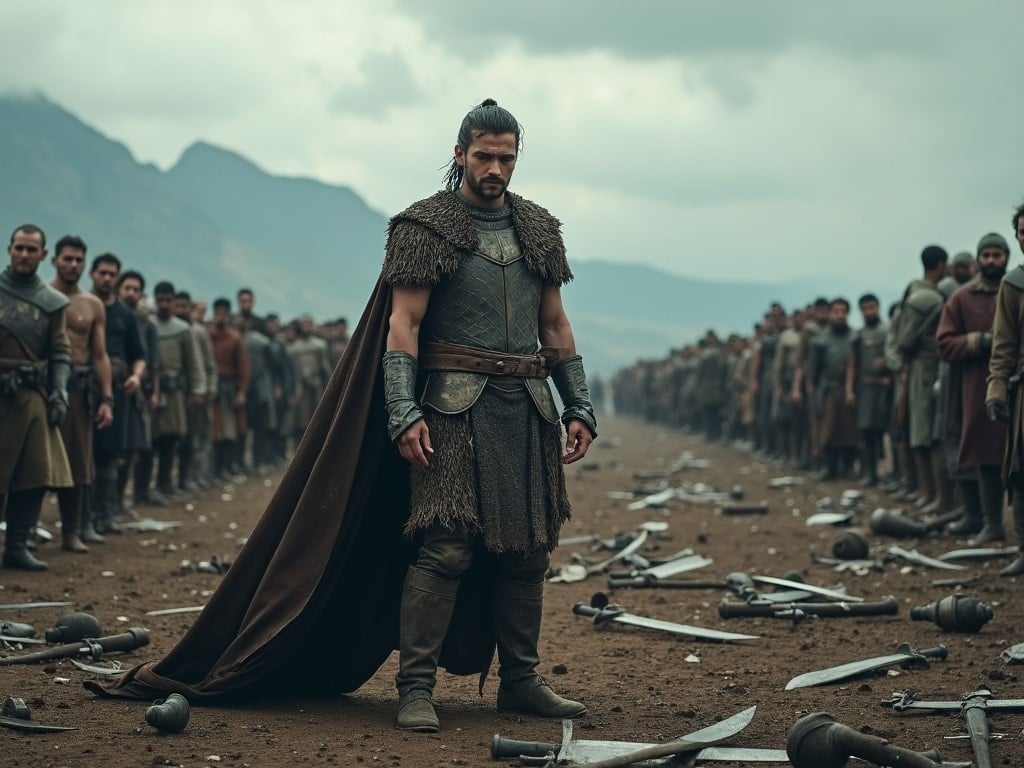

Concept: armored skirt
[[0, 388, 72, 492], [407, 380, 570, 553]]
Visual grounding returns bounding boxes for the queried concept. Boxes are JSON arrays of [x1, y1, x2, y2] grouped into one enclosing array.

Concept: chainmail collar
[[456, 192, 512, 231]]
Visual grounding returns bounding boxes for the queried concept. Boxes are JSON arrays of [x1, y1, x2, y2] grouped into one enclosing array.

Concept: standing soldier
[[693, 331, 726, 441], [151, 282, 204, 497], [209, 298, 249, 479], [986, 203, 1024, 575], [90, 255, 147, 533], [810, 298, 858, 479], [845, 294, 891, 486], [896, 246, 951, 513], [263, 313, 294, 466], [792, 298, 830, 470], [174, 291, 214, 490], [1, 224, 73, 570], [50, 235, 114, 550], [773, 311, 803, 465], [288, 315, 332, 443], [184, 296, 217, 487], [242, 322, 275, 472]]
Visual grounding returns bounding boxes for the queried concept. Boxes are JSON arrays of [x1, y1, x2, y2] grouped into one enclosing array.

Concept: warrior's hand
[[47, 392, 68, 427], [95, 402, 114, 429], [986, 399, 1009, 423], [396, 419, 433, 467], [562, 419, 594, 465]]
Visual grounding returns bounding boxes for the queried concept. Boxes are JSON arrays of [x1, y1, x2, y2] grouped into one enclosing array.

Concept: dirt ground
[[3, 414, 1023, 767]]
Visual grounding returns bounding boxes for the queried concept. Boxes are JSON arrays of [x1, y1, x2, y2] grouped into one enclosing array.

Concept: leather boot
[[912, 448, 935, 508], [56, 486, 89, 553], [3, 489, 49, 571], [493, 578, 586, 719], [93, 475, 122, 534], [922, 444, 955, 515], [79, 484, 106, 544], [395, 566, 459, 732], [947, 480, 983, 536], [1000, 492, 1024, 577], [970, 465, 1006, 546]]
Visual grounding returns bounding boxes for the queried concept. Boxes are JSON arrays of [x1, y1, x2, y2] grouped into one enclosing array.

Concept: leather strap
[[419, 342, 568, 379]]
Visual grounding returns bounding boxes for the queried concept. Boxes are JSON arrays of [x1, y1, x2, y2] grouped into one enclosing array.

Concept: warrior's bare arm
[[539, 285, 593, 464], [91, 303, 114, 428], [387, 285, 433, 466]]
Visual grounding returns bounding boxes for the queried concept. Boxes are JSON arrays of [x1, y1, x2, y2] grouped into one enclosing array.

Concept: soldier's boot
[[947, 480, 983, 536], [494, 579, 586, 719], [2, 489, 49, 571], [890, 441, 919, 500], [922, 444, 955, 515], [912, 448, 935, 509], [859, 436, 878, 487], [999, 492, 1024, 577], [394, 566, 459, 733], [155, 436, 178, 496], [56, 486, 89, 553], [78, 484, 106, 544], [93, 474, 122, 534], [970, 465, 1006, 546]]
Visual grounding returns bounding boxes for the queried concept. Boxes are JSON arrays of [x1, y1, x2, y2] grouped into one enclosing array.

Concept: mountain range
[[1, 93, 855, 374]]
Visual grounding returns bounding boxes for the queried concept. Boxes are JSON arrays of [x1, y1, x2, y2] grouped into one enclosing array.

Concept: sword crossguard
[[882, 691, 919, 711], [591, 606, 626, 626]]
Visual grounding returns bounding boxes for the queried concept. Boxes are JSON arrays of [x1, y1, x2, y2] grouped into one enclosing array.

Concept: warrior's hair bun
[[480, 98, 498, 107]]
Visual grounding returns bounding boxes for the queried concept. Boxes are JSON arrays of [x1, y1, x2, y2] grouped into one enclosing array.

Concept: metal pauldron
[[382, 350, 425, 441], [550, 354, 597, 437]]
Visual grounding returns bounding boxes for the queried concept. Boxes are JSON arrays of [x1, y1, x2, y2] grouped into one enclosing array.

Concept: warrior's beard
[[466, 171, 506, 201]]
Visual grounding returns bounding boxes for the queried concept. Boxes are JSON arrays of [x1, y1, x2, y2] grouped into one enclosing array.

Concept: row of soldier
[[613, 202, 1024, 576], [1, 224, 344, 570]]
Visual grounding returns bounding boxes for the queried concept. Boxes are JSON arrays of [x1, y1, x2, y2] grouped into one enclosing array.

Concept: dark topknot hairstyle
[[443, 98, 523, 192], [10, 223, 46, 247], [92, 252, 122, 274], [1013, 200, 1024, 232], [55, 234, 87, 256], [920, 245, 949, 271], [153, 281, 175, 296], [116, 269, 144, 291]]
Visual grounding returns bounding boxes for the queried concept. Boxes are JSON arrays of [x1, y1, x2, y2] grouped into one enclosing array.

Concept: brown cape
[[88, 278, 497, 701]]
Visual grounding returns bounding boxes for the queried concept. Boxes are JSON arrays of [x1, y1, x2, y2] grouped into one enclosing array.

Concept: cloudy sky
[[1, 1, 1020, 288]]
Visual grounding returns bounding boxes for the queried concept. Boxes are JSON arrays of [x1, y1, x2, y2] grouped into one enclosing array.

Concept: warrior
[[986, 202, 1024, 575], [288, 315, 331, 442], [235, 287, 265, 335], [845, 294, 891, 486], [241, 322, 275, 472], [90, 255, 147, 533], [792, 297, 829, 470], [208, 298, 249, 479], [91, 100, 595, 735], [895, 246, 950, 513], [0, 224, 73, 570], [50, 235, 114, 550], [151, 282, 204, 497], [263, 313, 294, 466], [694, 331, 727, 441], [174, 291, 215, 491], [809, 298, 858, 479]]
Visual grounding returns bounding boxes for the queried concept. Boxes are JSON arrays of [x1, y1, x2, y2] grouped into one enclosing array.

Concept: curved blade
[[751, 575, 863, 602], [938, 546, 1019, 562], [785, 643, 937, 690], [610, 612, 758, 642]]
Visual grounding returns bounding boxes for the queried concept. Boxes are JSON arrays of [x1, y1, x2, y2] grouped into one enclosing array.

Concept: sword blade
[[145, 605, 205, 616], [888, 545, 968, 570], [786, 643, 946, 690], [640, 554, 714, 580], [0, 601, 74, 610], [962, 697, 991, 768], [0, 635, 45, 645], [937, 546, 1019, 562], [805, 511, 854, 526], [609, 612, 759, 641], [691, 746, 790, 762], [751, 575, 863, 602]]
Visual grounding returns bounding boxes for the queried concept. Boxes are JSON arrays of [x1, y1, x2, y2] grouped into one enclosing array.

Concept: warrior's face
[[828, 302, 849, 330], [455, 132, 517, 208], [174, 297, 192, 320], [8, 230, 46, 276], [92, 262, 120, 300], [53, 246, 86, 285], [238, 292, 254, 316], [118, 277, 142, 309], [978, 246, 1008, 283], [155, 292, 174, 320], [858, 299, 880, 326]]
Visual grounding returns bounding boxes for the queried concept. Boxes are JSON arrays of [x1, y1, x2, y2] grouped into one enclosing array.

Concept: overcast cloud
[[0, 0, 1020, 288]]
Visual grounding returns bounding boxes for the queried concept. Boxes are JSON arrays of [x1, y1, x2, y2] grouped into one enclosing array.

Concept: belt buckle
[[495, 360, 506, 372]]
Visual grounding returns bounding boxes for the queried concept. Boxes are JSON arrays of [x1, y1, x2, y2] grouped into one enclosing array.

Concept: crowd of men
[[612, 202, 1024, 577], [1, 224, 346, 570]]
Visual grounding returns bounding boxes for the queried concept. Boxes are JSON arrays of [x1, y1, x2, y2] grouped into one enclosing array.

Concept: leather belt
[[419, 342, 568, 379]]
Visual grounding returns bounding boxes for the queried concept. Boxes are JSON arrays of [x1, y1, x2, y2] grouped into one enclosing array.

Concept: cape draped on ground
[[88, 278, 497, 702]]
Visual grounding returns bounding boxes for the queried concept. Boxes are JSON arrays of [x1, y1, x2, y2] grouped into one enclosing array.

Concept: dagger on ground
[[573, 593, 758, 642], [0, 628, 149, 666], [785, 642, 948, 690]]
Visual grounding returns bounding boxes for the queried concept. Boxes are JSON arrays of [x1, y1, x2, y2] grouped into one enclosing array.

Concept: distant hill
[[1, 93, 859, 374]]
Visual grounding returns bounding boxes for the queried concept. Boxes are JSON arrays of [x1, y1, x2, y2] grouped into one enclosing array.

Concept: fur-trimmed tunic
[[381, 191, 573, 552]]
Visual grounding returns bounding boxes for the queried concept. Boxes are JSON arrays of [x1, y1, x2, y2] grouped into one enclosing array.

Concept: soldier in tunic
[[986, 203, 1024, 575], [773, 311, 804, 465], [384, 100, 595, 732], [50, 235, 114, 551], [1, 224, 73, 570], [895, 246, 950, 512], [264, 313, 295, 466], [809, 298, 858, 479], [90, 255, 147, 533], [791, 297, 829, 470], [694, 331, 727, 441], [209, 298, 250, 478], [151, 282, 204, 497], [288, 315, 332, 444], [242, 324, 275, 472], [845, 293, 891, 486], [174, 291, 215, 490]]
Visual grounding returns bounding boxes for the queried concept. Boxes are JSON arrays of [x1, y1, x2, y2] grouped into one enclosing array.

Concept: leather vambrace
[[550, 354, 597, 438], [48, 353, 71, 427], [382, 351, 425, 441]]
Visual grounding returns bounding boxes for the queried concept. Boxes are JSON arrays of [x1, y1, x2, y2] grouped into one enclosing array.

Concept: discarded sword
[[805, 511, 854, 526], [607, 552, 714, 583], [887, 544, 967, 571], [607, 571, 821, 604], [145, 605, 205, 616], [628, 489, 677, 510], [718, 596, 899, 620], [118, 518, 183, 531], [785, 642, 947, 690], [787, 711, 945, 768], [748, 574, 862, 602], [0, 715, 77, 733], [0, 628, 149, 666], [516, 705, 758, 768], [0, 601, 74, 611], [882, 687, 1024, 768], [70, 658, 124, 675], [0, 635, 45, 645], [937, 545, 1019, 562], [810, 553, 885, 573], [573, 593, 758, 642]]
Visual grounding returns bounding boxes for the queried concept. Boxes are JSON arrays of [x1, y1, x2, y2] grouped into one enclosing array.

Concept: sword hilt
[[571, 601, 625, 626], [490, 734, 559, 759]]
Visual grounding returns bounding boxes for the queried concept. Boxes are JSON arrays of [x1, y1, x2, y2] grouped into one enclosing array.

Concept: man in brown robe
[[50, 235, 114, 551], [986, 203, 1024, 575], [809, 298, 858, 479], [1, 224, 73, 570], [208, 297, 249, 478], [937, 234, 1008, 544]]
